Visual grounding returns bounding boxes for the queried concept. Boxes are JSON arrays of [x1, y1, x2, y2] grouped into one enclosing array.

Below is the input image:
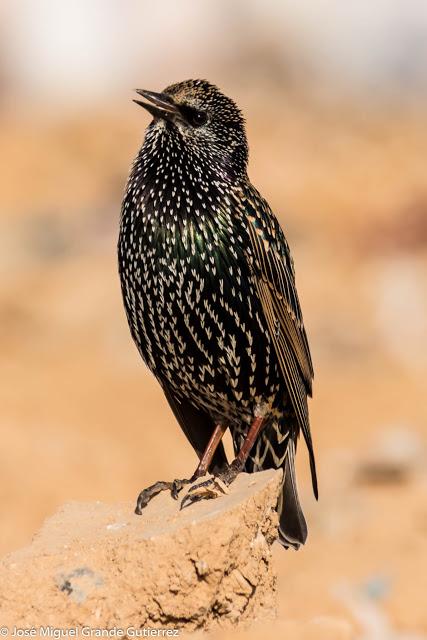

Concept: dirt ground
[[0, 471, 281, 630], [1, 92, 427, 637]]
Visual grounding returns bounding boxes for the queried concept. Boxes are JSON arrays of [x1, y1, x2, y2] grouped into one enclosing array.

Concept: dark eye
[[180, 104, 209, 128], [188, 109, 208, 127]]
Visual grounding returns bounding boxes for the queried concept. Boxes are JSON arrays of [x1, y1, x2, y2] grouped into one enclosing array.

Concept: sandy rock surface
[[0, 470, 282, 632]]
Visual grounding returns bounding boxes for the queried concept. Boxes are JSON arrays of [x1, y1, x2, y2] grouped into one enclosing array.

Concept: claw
[[134, 477, 193, 514], [180, 476, 229, 510], [133, 468, 237, 515], [171, 478, 189, 500], [187, 476, 230, 496], [135, 480, 173, 514]]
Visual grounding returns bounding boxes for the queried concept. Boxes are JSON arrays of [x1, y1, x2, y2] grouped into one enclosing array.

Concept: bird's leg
[[194, 422, 228, 477], [181, 416, 266, 508], [134, 423, 227, 514]]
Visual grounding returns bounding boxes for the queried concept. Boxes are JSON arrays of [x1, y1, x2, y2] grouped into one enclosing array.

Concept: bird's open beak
[[133, 89, 180, 120]]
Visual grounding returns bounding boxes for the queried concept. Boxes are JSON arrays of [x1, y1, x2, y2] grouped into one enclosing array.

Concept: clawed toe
[[134, 464, 242, 514], [135, 480, 173, 514], [180, 476, 230, 510], [135, 477, 193, 514], [171, 478, 191, 500]]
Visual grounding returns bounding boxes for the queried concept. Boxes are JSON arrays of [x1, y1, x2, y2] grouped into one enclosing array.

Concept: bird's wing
[[235, 184, 317, 497]]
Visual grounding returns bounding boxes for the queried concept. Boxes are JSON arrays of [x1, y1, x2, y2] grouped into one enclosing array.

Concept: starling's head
[[134, 79, 248, 180]]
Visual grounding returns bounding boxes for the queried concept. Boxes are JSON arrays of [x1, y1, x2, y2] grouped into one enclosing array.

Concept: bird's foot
[[180, 460, 242, 509], [135, 477, 196, 514]]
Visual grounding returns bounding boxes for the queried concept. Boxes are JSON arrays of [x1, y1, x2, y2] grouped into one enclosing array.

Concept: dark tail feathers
[[278, 439, 308, 549]]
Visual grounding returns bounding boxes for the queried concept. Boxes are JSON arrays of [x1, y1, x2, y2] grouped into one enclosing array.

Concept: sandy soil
[[1, 94, 426, 637], [0, 471, 281, 630]]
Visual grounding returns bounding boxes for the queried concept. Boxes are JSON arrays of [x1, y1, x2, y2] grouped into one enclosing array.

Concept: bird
[[118, 79, 317, 549]]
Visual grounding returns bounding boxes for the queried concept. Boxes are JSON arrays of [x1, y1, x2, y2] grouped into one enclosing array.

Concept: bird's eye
[[189, 110, 208, 127], [180, 104, 208, 128]]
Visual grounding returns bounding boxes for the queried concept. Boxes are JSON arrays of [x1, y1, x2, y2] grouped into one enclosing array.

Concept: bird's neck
[[126, 124, 247, 223]]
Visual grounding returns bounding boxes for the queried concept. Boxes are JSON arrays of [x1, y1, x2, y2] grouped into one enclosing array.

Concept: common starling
[[118, 79, 317, 549]]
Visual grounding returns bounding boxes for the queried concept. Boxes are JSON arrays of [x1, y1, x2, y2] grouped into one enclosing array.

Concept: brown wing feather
[[237, 184, 318, 498]]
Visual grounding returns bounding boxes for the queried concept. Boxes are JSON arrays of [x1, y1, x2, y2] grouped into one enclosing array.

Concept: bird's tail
[[277, 439, 308, 549]]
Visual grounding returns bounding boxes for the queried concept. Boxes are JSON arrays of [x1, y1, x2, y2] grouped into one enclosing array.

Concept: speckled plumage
[[118, 79, 317, 548]]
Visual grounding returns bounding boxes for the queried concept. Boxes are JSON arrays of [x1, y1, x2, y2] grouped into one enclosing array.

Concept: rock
[[0, 469, 282, 631]]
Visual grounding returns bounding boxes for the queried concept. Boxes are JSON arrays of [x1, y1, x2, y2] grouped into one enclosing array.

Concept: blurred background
[[1, 1, 427, 637]]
